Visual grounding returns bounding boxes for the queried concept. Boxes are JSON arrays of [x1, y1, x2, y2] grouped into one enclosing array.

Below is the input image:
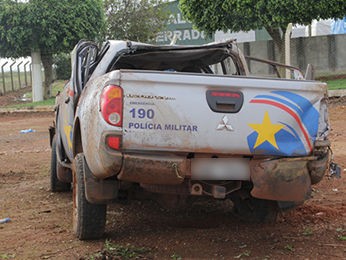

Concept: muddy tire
[[73, 153, 106, 240], [231, 195, 279, 223], [50, 136, 70, 192]]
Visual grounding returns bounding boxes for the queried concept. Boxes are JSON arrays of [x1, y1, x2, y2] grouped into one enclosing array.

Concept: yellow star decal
[[64, 125, 73, 150], [248, 111, 284, 149]]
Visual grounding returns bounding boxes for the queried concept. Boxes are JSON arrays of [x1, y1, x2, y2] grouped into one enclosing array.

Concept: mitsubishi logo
[[217, 116, 234, 131]]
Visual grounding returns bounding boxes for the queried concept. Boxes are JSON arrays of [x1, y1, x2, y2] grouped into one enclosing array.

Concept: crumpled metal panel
[[117, 154, 188, 185], [250, 158, 311, 202]]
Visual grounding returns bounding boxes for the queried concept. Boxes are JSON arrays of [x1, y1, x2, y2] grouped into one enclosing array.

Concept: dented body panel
[[250, 158, 312, 201]]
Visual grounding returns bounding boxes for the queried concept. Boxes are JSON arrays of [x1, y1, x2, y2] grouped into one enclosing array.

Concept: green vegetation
[[0, 71, 32, 94], [171, 253, 183, 260], [0, 0, 105, 99], [302, 227, 313, 236], [179, 0, 346, 63], [6, 98, 55, 109], [284, 244, 295, 252], [0, 253, 15, 260], [336, 227, 346, 241], [234, 250, 251, 258], [88, 240, 151, 259], [50, 80, 66, 96], [4, 80, 65, 109], [104, 0, 169, 43], [54, 53, 71, 80], [326, 78, 346, 90]]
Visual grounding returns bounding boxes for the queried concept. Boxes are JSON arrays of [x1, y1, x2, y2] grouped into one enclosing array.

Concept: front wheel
[[73, 153, 107, 240]]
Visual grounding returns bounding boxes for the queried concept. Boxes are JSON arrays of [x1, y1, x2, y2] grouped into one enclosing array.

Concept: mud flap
[[250, 159, 311, 202], [83, 156, 118, 204], [57, 162, 72, 183]]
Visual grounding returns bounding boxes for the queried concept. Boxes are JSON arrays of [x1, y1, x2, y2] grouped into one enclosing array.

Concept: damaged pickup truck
[[50, 39, 331, 240]]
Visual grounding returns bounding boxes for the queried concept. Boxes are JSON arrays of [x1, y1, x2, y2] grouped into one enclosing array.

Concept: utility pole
[[1, 61, 8, 95], [31, 51, 43, 102], [285, 23, 293, 79]]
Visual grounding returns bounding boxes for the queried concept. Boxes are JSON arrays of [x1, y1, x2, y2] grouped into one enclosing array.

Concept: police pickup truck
[[50, 40, 330, 240]]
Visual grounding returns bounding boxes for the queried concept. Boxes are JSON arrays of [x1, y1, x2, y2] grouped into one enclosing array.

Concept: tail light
[[106, 135, 121, 150], [100, 85, 123, 126]]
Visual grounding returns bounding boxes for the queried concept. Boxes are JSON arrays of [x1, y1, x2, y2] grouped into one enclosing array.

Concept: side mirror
[[305, 64, 315, 80]]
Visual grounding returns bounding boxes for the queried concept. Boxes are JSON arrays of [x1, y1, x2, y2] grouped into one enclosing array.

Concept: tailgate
[[121, 71, 326, 156]]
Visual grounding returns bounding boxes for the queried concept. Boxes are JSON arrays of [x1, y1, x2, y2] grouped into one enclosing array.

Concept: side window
[[74, 43, 98, 95], [78, 46, 98, 89]]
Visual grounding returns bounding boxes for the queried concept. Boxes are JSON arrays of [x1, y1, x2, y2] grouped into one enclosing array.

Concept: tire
[[231, 194, 279, 223], [50, 135, 71, 192], [73, 153, 107, 240]]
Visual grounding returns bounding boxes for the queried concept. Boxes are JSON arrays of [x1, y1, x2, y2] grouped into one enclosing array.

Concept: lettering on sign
[[126, 94, 175, 101], [167, 13, 187, 25], [156, 30, 206, 43], [128, 122, 198, 133]]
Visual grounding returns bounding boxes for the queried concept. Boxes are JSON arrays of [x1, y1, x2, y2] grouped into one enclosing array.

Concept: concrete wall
[[238, 34, 346, 77]]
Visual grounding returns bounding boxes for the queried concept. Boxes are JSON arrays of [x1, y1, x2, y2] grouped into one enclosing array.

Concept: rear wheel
[[50, 135, 70, 192], [231, 190, 279, 223], [73, 153, 107, 240]]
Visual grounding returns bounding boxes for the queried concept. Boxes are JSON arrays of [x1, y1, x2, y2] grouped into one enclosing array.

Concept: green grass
[[1, 71, 33, 94], [0, 253, 16, 260], [325, 78, 346, 90], [6, 98, 55, 109], [88, 240, 151, 259], [4, 80, 65, 109], [24, 80, 66, 99], [51, 80, 66, 95]]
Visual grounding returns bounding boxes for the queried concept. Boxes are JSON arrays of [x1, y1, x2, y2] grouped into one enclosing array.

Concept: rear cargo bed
[[121, 70, 327, 157]]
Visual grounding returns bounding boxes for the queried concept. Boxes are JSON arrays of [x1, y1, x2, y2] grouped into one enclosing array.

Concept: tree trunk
[[31, 50, 43, 102], [41, 53, 53, 99]]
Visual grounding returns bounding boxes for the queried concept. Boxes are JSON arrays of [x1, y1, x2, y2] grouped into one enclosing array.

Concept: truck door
[[58, 41, 98, 161]]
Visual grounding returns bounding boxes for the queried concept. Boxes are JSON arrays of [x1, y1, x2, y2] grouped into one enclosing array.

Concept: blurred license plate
[[191, 158, 250, 180]]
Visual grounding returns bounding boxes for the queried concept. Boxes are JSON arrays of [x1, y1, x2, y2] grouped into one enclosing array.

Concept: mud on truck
[[49, 40, 331, 240]]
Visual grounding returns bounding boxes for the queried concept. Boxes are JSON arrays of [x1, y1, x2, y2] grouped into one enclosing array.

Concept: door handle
[[206, 90, 243, 113], [65, 96, 70, 104]]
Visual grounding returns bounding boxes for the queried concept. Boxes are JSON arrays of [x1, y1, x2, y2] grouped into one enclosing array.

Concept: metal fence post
[[17, 61, 23, 89], [29, 63, 32, 86], [9, 61, 16, 91], [1, 61, 9, 95], [24, 61, 30, 87]]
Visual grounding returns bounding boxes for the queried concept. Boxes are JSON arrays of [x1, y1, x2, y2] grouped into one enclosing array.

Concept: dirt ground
[[0, 100, 345, 259]]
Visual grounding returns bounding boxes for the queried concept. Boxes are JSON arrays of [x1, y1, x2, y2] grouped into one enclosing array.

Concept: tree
[[179, 0, 346, 63], [54, 53, 71, 80], [104, 0, 169, 42], [0, 0, 105, 100]]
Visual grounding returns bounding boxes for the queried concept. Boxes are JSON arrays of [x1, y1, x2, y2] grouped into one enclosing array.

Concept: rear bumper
[[87, 141, 329, 202]]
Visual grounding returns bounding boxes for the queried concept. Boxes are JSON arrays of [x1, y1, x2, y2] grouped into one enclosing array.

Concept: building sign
[[156, 1, 214, 45]]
